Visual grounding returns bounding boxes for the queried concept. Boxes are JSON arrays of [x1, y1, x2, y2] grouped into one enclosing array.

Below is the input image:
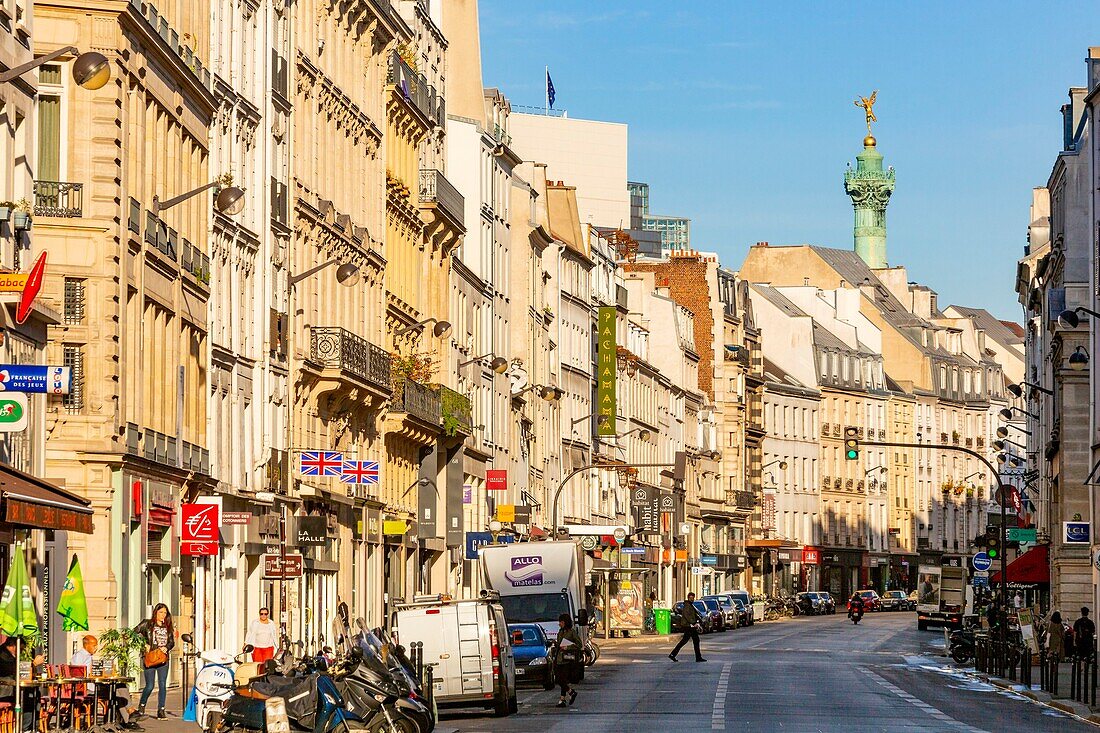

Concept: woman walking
[[1048, 611, 1066, 663], [553, 613, 582, 708], [135, 603, 175, 719], [245, 607, 279, 663]]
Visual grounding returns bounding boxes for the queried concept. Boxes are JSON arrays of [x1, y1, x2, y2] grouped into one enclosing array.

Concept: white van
[[394, 594, 517, 716]]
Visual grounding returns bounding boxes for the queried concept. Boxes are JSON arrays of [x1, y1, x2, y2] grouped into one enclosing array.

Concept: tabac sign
[[596, 306, 616, 436]]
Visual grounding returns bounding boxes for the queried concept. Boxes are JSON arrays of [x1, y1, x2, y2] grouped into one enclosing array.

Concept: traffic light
[[985, 527, 1001, 559], [844, 427, 860, 461]]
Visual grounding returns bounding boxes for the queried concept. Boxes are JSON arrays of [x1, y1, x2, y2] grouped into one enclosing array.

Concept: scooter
[[182, 633, 255, 731], [217, 652, 365, 733], [949, 628, 975, 664], [849, 607, 864, 625]]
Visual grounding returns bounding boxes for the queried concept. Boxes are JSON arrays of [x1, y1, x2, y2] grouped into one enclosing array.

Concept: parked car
[[672, 600, 715, 633], [847, 589, 881, 613], [699, 597, 727, 631], [703, 595, 739, 630], [907, 589, 919, 606], [729, 597, 751, 627], [812, 592, 836, 614], [727, 590, 755, 625], [879, 590, 913, 612], [508, 623, 556, 689], [794, 592, 822, 615]]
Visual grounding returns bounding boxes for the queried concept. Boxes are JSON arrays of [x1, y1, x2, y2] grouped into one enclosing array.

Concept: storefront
[[0, 463, 95, 662], [819, 548, 865, 601]]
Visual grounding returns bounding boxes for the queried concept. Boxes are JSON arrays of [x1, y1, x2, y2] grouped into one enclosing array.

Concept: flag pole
[[545, 66, 549, 115]]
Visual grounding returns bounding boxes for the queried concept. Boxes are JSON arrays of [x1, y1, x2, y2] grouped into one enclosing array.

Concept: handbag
[[144, 648, 168, 668]]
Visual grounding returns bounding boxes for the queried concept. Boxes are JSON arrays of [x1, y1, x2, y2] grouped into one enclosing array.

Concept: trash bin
[[654, 608, 672, 635]]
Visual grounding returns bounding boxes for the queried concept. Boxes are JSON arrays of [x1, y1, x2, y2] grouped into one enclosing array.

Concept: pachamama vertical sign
[[596, 306, 617, 436]]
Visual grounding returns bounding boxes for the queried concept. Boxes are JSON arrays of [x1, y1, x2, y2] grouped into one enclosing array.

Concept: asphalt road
[[440, 611, 1093, 733]]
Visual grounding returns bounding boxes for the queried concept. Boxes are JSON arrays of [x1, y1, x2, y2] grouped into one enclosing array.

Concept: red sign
[[262, 553, 303, 578], [486, 469, 507, 491], [181, 503, 219, 556], [15, 251, 46, 324], [802, 547, 820, 565], [221, 512, 252, 525]]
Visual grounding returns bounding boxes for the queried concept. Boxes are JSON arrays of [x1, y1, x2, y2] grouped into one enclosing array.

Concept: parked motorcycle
[[182, 633, 255, 732], [949, 628, 975, 664]]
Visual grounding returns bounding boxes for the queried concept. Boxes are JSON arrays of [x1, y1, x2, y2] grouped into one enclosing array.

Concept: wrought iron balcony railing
[[419, 169, 464, 228], [33, 180, 83, 217], [391, 379, 441, 425], [387, 51, 440, 127], [309, 327, 391, 392]]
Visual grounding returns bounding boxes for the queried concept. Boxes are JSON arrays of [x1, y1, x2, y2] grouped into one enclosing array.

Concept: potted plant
[[12, 199, 31, 230], [0, 201, 14, 221], [98, 627, 145, 675]]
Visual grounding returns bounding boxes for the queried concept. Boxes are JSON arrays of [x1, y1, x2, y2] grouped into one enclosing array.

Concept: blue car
[[508, 623, 556, 689]]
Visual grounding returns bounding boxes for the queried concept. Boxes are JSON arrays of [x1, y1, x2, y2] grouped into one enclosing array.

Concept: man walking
[[669, 592, 706, 663], [1074, 607, 1095, 660]]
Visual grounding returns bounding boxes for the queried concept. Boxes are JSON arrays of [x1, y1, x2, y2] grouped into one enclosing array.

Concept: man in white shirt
[[70, 635, 96, 670], [70, 635, 139, 730]]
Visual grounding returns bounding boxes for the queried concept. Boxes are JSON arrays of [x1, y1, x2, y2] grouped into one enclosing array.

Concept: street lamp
[[997, 453, 1024, 467], [570, 413, 610, 428], [394, 318, 452, 339], [996, 425, 1031, 438], [459, 354, 509, 374], [998, 406, 1036, 421], [1056, 307, 1100, 329], [512, 384, 564, 402], [992, 439, 1026, 452], [1007, 382, 1053, 398], [615, 427, 653, 442], [152, 176, 246, 216], [761, 459, 788, 471], [0, 47, 111, 88], [1069, 346, 1090, 372], [864, 465, 888, 477]]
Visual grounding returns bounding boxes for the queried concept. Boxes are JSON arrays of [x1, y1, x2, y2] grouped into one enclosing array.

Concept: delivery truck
[[478, 540, 589, 643], [916, 557, 972, 630]]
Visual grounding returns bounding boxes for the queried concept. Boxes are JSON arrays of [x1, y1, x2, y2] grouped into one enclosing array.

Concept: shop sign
[[383, 520, 409, 536], [222, 512, 251, 525], [0, 365, 71, 394], [181, 502, 220, 556], [4, 497, 93, 534], [631, 485, 651, 507], [1065, 522, 1091, 544], [486, 469, 507, 491], [777, 549, 803, 563], [464, 531, 514, 560], [701, 554, 718, 566], [0, 393, 28, 432], [497, 504, 515, 523], [462, 484, 472, 504], [803, 548, 820, 565], [659, 492, 676, 515], [691, 566, 712, 575], [3, 251, 48, 324], [295, 516, 327, 546], [262, 553, 303, 579], [595, 307, 617, 435], [762, 487, 776, 531], [621, 546, 646, 555]]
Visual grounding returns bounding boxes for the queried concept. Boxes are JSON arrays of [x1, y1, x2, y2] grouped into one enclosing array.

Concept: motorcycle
[[849, 607, 864, 625], [182, 633, 256, 732], [215, 651, 368, 733], [949, 628, 975, 664]]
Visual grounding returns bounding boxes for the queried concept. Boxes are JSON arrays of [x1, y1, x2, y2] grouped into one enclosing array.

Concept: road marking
[[711, 662, 732, 730], [862, 668, 990, 733]]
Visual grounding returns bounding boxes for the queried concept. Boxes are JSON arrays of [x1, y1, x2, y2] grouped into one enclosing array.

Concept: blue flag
[[546, 70, 556, 109]]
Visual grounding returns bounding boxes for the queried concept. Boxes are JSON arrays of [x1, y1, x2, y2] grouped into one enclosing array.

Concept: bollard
[[1072, 656, 1080, 702], [425, 665, 435, 711], [1091, 649, 1097, 707], [1022, 648, 1032, 688], [1040, 650, 1047, 692], [1053, 655, 1060, 696]]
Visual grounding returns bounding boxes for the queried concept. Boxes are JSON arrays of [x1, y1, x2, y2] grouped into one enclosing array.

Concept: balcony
[[33, 180, 83, 217], [491, 123, 512, 148], [438, 385, 472, 437], [387, 51, 440, 127], [309, 327, 391, 392], [180, 241, 210, 285], [418, 169, 464, 229], [391, 379, 441, 425]]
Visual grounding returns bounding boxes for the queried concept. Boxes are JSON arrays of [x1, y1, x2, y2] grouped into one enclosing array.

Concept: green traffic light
[[846, 450, 858, 460], [988, 549, 998, 559]]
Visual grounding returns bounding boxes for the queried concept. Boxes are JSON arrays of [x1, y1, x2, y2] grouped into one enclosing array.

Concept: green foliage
[[98, 627, 145, 674], [439, 386, 472, 437]]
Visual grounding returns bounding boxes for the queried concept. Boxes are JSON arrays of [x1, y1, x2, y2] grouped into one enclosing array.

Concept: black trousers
[[671, 627, 702, 660]]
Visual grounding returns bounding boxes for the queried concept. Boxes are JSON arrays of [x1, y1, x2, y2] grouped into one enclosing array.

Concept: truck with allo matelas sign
[[479, 540, 589, 643]]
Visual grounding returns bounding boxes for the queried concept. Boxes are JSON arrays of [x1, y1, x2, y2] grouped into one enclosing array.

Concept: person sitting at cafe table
[[0, 634, 45, 732], [69, 635, 139, 730]]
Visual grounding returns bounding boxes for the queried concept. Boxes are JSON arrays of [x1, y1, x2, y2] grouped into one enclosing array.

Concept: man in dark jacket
[[669, 593, 706, 662], [1074, 607, 1096, 660]]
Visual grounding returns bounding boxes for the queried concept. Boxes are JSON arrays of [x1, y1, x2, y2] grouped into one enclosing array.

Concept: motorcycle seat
[[235, 688, 269, 701]]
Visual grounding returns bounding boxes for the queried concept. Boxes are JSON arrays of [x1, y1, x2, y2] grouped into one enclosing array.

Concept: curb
[[968, 670, 1100, 727]]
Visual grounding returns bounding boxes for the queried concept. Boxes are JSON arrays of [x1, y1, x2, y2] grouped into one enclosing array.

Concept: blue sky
[[479, 1, 1100, 320]]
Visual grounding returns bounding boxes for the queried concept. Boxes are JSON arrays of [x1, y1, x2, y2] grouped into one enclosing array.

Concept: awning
[[0, 464, 93, 534], [991, 545, 1049, 585]]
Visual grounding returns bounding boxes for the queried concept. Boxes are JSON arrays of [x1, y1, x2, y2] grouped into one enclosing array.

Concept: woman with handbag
[[552, 613, 582, 708], [134, 603, 175, 720]]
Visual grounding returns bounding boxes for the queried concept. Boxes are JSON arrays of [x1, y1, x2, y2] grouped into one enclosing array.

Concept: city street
[[442, 613, 1091, 733]]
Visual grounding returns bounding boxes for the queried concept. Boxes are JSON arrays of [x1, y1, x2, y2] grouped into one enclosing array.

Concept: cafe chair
[[0, 702, 14, 733]]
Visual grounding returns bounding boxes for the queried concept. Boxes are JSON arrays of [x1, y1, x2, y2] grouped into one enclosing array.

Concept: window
[[63, 278, 85, 324], [63, 344, 84, 413]]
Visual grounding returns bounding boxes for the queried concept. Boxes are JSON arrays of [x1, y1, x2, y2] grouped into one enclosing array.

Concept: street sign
[[972, 574, 989, 588], [1007, 527, 1037, 543], [972, 552, 992, 572], [262, 553, 303, 579], [690, 566, 712, 576], [621, 546, 646, 555], [0, 393, 28, 432]]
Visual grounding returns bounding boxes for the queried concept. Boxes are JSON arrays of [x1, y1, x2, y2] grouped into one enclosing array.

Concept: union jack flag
[[340, 460, 380, 485], [300, 451, 344, 477]]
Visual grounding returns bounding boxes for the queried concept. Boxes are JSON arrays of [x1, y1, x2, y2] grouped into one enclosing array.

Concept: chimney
[[1089, 47, 1100, 94], [754, 241, 769, 248]]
